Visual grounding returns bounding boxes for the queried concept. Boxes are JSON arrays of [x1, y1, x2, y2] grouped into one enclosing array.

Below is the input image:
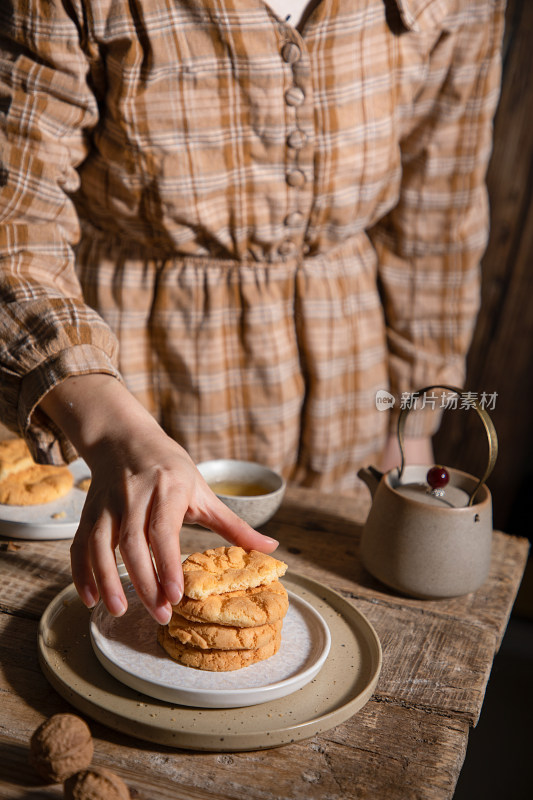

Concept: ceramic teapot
[[358, 386, 498, 599]]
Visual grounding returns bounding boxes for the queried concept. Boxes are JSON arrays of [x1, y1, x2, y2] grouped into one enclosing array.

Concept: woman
[[0, 0, 505, 623]]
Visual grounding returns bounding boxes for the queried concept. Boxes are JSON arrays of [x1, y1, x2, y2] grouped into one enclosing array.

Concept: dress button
[[278, 240, 298, 257], [284, 211, 305, 227], [287, 130, 307, 150], [284, 86, 305, 107], [281, 42, 301, 64], [286, 169, 306, 188]]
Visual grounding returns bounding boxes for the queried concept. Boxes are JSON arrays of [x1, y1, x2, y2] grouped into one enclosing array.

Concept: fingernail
[[164, 581, 183, 606], [84, 590, 98, 608], [108, 595, 126, 616], [262, 536, 279, 547], [155, 604, 172, 625]]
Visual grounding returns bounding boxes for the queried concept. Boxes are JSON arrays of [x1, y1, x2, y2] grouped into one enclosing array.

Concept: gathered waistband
[[76, 220, 375, 275]]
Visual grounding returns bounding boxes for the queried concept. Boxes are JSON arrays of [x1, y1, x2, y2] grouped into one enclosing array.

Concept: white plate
[[0, 459, 90, 540], [90, 583, 331, 709]]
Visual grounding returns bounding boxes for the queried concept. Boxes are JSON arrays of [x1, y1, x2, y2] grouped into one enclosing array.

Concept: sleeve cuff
[[386, 345, 468, 439], [18, 344, 123, 465]]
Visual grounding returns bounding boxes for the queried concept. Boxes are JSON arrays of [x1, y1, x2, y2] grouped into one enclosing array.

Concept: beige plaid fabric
[[0, 0, 504, 491]]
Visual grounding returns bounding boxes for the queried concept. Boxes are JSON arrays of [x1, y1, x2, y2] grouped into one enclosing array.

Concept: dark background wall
[[434, 0, 533, 547], [430, 10, 532, 796]]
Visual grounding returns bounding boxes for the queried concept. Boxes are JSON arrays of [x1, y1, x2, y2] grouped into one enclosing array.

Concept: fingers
[[88, 509, 128, 617], [70, 532, 99, 610], [118, 490, 175, 625], [71, 505, 125, 615], [147, 488, 185, 607], [197, 494, 279, 553], [72, 490, 174, 625]]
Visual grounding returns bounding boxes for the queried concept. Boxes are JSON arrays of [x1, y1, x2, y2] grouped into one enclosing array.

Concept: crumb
[[52, 510, 67, 520]]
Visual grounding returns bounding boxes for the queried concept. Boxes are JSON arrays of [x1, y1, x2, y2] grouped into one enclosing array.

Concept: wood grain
[[0, 703, 469, 800], [0, 486, 528, 800]]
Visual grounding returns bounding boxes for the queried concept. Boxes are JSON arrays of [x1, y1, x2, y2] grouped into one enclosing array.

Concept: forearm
[[39, 373, 164, 466], [380, 434, 434, 473], [370, 3, 504, 439]]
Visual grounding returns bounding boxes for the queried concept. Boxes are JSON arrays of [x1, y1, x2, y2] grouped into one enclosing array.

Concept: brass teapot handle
[[397, 385, 498, 506]]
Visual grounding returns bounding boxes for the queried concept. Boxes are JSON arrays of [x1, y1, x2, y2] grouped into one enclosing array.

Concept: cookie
[[167, 613, 282, 650], [0, 438, 34, 481], [0, 464, 74, 505], [158, 626, 282, 671], [175, 580, 289, 627], [182, 546, 287, 599]]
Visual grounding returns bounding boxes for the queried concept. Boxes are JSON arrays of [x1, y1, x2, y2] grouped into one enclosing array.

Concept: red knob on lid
[[427, 466, 450, 490]]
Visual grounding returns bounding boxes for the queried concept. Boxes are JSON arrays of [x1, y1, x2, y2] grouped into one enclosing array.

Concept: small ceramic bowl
[[197, 459, 286, 528]]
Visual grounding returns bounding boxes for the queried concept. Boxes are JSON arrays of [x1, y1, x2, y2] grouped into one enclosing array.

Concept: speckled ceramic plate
[[38, 572, 382, 751], [90, 586, 331, 708], [0, 459, 90, 540]]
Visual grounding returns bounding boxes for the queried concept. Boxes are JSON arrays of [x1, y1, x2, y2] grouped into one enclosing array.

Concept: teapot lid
[[393, 480, 470, 509], [388, 464, 480, 509]]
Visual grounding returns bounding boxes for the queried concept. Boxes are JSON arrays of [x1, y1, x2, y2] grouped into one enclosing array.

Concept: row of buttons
[[280, 37, 307, 258]]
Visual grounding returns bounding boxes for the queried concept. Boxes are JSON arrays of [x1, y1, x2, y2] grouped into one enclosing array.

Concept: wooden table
[[0, 486, 528, 800]]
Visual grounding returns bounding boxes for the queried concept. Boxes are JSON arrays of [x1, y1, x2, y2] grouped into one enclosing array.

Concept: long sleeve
[[0, 0, 121, 463], [369, 0, 506, 435]]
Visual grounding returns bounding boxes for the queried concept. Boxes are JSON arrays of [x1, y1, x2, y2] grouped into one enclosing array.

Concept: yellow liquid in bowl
[[208, 480, 273, 497]]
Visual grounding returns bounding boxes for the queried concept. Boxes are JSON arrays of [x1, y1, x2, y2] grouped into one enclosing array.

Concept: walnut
[[29, 714, 94, 783], [64, 767, 131, 799]]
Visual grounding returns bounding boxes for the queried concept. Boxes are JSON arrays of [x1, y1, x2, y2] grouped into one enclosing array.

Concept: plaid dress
[[0, 0, 505, 490]]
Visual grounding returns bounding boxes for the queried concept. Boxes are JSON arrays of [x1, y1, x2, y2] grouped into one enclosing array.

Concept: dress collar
[[392, 0, 452, 32]]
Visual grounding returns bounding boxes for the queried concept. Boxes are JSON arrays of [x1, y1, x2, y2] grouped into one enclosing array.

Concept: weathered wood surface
[[0, 486, 528, 800]]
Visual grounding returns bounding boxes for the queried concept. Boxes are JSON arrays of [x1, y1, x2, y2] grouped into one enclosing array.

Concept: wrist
[[39, 374, 160, 464]]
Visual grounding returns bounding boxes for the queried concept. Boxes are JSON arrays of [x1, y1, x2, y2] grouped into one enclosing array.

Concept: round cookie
[[0, 464, 74, 505], [167, 613, 282, 650], [175, 580, 289, 628], [158, 626, 282, 671], [182, 546, 287, 599]]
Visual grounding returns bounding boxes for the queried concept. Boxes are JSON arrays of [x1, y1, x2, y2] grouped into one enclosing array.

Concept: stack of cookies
[[0, 438, 74, 506], [158, 546, 289, 671]]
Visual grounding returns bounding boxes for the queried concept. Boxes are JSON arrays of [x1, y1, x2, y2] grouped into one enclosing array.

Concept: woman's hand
[[39, 374, 279, 624]]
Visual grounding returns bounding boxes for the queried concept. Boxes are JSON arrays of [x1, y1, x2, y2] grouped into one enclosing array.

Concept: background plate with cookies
[[0, 456, 91, 540]]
